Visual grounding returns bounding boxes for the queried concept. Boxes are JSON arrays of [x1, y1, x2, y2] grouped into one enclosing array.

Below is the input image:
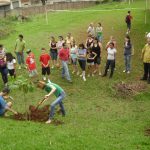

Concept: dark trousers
[[104, 60, 115, 78], [143, 63, 150, 80], [0, 67, 8, 84]]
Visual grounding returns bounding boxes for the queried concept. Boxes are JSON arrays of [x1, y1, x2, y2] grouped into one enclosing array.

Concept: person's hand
[[44, 95, 50, 99], [14, 111, 18, 115]]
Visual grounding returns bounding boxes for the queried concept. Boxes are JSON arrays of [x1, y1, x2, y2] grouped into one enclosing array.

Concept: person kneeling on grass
[[0, 88, 18, 116], [37, 81, 66, 124]]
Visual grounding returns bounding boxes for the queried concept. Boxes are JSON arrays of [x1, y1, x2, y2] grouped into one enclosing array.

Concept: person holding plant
[[14, 34, 26, 70], [37, 81, 66, 124], [0, 88, 18, 116]]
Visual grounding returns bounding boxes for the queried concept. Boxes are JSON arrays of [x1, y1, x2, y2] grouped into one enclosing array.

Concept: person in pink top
[[59, 42, 72, 83]]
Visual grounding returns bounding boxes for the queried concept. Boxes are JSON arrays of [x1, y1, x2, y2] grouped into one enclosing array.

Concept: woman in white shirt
[[102, 42, 117, 78]]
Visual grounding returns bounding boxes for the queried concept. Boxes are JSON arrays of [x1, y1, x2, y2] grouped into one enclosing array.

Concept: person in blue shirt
[[0, 88, 17, 116]]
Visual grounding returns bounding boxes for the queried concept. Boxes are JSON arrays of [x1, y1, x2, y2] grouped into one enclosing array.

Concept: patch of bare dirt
[[11, 105, 64, 125], [145, 128, 150, 136], [114, 81, 147, 98]]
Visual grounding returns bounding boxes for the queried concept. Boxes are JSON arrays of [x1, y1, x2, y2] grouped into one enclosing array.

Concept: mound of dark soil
[[145, 128, 150, 136], [11, 105, 64, 125], [115, 82, 147, 97]]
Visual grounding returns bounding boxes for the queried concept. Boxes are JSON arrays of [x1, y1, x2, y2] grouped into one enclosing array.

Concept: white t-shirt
[[107, 48, 117, 60], [7, 59, 16, 70]]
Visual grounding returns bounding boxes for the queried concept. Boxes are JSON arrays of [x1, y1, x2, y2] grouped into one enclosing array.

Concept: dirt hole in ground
[[114, 82, 147, 98], [145, 128, 150, 136], [10, 105, 64, 125]]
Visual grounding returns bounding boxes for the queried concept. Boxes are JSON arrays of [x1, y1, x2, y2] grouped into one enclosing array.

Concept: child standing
[[6, 53, 16, 78], [87, 48, 97, 77], [59, 43, 72, 83], [26, 49, 38, 78], [70, 41, 79, 75], [102, 42, 117, 78], [78, 43, 87, 81], [39, 48, 51, 81], [125, 11, 133, 34]]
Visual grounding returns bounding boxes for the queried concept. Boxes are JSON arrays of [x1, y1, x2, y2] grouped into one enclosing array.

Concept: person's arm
[[14, 40, 17, 52], [5, 106, 17, 115], [99, 42, 103, 57], [22, 42, 25, 51], [92, 52, 97, 59], [141, 46, 146, 60], [44, 85, 56, 99]]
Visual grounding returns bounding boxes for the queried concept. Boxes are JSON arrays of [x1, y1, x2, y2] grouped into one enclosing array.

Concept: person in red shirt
[[125, 11, 133, 34], [39, 48, 51, 81], [58, 43, 72, 83], [26, 49, 38, 78]]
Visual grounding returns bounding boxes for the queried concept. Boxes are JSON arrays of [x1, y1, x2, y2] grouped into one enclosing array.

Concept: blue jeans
[[49, 91, 66, 119], [15, 52, 25, 65], [62, 61, 71, 81], [124, 55, 131, 71]]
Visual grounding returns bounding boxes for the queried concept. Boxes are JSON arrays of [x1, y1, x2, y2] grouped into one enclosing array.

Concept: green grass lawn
[[0, 0, 150, 149]]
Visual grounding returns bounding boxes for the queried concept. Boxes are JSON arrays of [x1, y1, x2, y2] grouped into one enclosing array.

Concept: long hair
[[6, 53, 15, 62]]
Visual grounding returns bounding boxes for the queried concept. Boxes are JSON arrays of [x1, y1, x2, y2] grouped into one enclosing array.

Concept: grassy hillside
[[0, 0, 150, 149]]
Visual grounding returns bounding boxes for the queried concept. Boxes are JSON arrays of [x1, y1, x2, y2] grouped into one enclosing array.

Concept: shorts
[[94, 57, 101, 65], [29, 69, 38, 77], [87, 62, 94, 66], [127, 23, 131, 29], [50, 51, 57, 60], [42, 67, 50, 75], [71, 58, 77, 65], [97, 35, 103, 42], [8, 69, 15, 76]]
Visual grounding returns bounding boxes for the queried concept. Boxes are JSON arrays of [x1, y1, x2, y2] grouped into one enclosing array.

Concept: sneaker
[[123, 70, 126, 73], [52, 66, 54, 69], [68, 80, 73, 83], [92, 74, 94, 77], [45, 119, 52, 124], [127, 71, 130, 74], [18, 66, 21, 70], [99, 72, 102, 76], [83, 76, 86, 81], [80, 74, 83, 77], [72, 71, 75, 74], [76, 72, 80, 76], [87, 74, 90, 77], [43, 77, 46, 81], [23, 66, 27, 69]]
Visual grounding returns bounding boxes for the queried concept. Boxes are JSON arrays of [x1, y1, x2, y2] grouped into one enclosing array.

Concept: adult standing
[[0, 44, 8, 86], [49, 36, 57, 69], [58, 43, 72, 83], [91, 38, 102, 76], [96, 23, 103, 43], [141, 38, 150, 84], [123, 35, 132, 74], [125, 11, 133, 34], [87, 23, 95, 38], [14, 34, 26, 70]]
